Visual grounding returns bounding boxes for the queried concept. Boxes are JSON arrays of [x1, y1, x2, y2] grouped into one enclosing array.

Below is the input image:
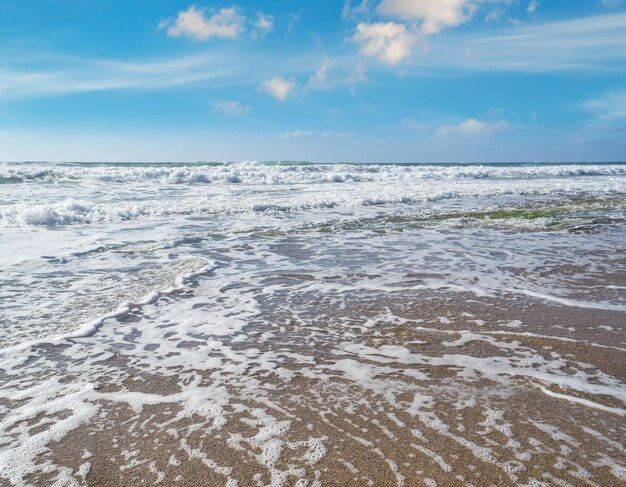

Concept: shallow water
[[0, 162, 625, 486]]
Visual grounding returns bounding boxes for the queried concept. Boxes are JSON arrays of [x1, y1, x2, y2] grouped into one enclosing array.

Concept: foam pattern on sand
[[1, 220, 625, 486]]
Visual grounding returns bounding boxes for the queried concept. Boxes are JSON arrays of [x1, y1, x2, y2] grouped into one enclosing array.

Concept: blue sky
[[1, 0, 625, 162]]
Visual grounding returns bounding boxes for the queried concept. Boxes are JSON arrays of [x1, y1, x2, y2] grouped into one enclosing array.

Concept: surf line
[[60, 259, 219, 340], [0, 259, 219, 360], [532, 382, 626, 417]]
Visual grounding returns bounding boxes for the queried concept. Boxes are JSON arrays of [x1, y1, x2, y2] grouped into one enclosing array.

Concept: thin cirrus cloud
[[308, 59, 332, 89], [260, 76, 295, 101], [214, 100, 251, 117], [435, 118, 508, 137], [308, 60, 368, 92], [0, 54, 237, 100], [425, 12, 626, 72], [582, 89, 626, 121], [526, 0, 541, 14], [280, 130, 316, 139], [280, 130, 353, 139], [347, 62, 367, 87], [159, 6, 246, 40]]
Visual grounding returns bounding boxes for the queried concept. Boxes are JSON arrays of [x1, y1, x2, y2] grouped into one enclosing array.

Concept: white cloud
[[435, 118, 507, 136], [377, 0, 478, 35], [527, 0, 540, 14], [280, 130, 316, 138], [160, 6, 245, 41], [252, 13, 274, 38], [355, 1, 513, 64], [353, 22, 416, 64], [583, 88, 626, 121], [260, 76, 295, 101], [214, 100, 251, 117], [602, 0, 623, 6]]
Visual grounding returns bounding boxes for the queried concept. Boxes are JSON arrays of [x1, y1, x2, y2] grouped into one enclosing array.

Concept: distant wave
[[1, 182, 623, 227], [0, 162, 624, 185]]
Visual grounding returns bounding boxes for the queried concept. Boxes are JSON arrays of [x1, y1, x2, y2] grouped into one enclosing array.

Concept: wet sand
[[3, 280, 624, 487], [2, 219, 626, 487]]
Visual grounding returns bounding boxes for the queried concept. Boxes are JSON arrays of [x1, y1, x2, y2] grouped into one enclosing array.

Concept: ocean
[[0, 161, 625, 486]]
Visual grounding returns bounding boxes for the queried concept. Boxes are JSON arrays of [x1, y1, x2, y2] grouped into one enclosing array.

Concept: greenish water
[[313, 197, 626, 234]]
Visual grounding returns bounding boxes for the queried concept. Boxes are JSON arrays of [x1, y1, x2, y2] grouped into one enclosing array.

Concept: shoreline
[[2, 270, 624, 486]]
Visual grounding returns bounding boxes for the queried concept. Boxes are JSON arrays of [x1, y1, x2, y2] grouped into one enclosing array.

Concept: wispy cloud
[[280, 130, 316, 139], [342, 0, 373, 20], [347, 63, 367, 88], [0, 54, 237, 99], [280, 130, 353, 139], [252, 13, 275, 38], [409, 12, 626, 72], [322, 131, 353, 139], [582, 88, 626, 121], [526, 0, 541, 14], [435, 118, 508, 137], [286, 13, 300, 35], [308, 59, 333, 89], [214, 100, 251, 117], [307, 59, 368, 93]]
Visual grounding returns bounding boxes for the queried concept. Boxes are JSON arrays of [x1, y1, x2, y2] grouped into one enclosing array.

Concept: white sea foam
[[1, 161, 624, 227], [1, 161, 624, 185], [536, 386, 625, 416]]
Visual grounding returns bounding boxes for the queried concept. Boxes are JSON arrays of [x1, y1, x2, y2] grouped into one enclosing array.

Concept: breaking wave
[[0, 161, 624, 185]]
